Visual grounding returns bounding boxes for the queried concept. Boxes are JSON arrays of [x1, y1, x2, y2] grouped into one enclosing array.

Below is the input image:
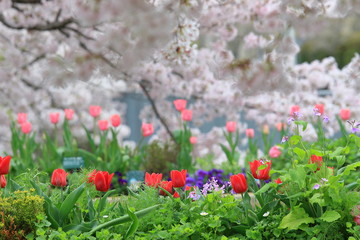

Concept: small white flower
[[263, 211, 270, 217], [103, 215, 109, 218], [200, 212, 209, 216]]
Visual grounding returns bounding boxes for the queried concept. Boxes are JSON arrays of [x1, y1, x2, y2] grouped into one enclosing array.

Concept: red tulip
[[340, 109, 351, 121], [111, 114, 121, 127], [21, 122, 32, 134], [145, 172, 163, 188], [173, 99, 187, 112], [64, 109, 74, 120], [170, 169, 187, 188], [310, 155, 323, 171], [230, 174, 247, 194], [173, 192, 180, 198], [0, 175, 6, 188], [314, 104, 324, 115], [269, 146, 281, 158], [94, 171, 114, 192], [0, 156, 11, 175], [51, 169, 68, 187], [274, 178, 282, 184], [290, 105, 300, 115], [49, 112, 60, 124], [189, 136, 197, 144], [354, 215, 360, 226], [89, 105, 102, 118], [142, 123, 154, 137], [249, 160, 272, 180], [17, 113, 27, 125], [98, 120, 109, 131], [159, 181, 173, 196], [87, 169, 97, 184], [226, 121, 236, 133], [181, 109, 192, 121], [246, 128, 254, 138]]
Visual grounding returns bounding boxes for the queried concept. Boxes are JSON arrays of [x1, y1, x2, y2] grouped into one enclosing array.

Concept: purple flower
[[281, 136, 289, 143], [287, 117, 295, 125], [323, 115, 329, 123], [313, 108, 321, 116], [351, 127, 359, 133], [313, 184, 320, 190]]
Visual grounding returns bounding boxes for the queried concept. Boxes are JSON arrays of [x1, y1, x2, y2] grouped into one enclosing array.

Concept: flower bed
[[1, 103, 360, 239]]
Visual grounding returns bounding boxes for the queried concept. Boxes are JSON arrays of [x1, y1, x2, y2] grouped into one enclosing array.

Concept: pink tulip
[[142, 123, 154, 137], [269, 146, 281, 158], [49, 112, 60, 124], [17, 113, 27, 125], [289, 105, 300, 115], [64, 109, 74, 120], [226, 121, 236, 132], [314, 104, 324, 115], [89, 105, 102, 118], [21, 122, 32, 134], [181, 109, 192, 121], [339, 109, 351, 121], [173, 99, 187, 112], [111, 114, 121, 127], [98, 120, 109, 131], [246, 128, 254, 138], [189, 136, 197, 144]]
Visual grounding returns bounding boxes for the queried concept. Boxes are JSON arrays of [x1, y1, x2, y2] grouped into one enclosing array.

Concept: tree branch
[[0, 13, 73, 31], [139, 80, 177, 143]]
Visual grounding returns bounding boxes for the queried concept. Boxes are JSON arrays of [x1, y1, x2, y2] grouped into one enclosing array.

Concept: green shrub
[[0, 189, 44, 239], [143, 141, 179, 174]]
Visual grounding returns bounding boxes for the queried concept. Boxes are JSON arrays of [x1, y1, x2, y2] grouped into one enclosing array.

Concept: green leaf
[[329, 147, 344, 158], [289, 167, 306, 189], [294, 121, 308, 131], [319, 210, 341, 222], [255, 183, 272, 195], [279, 206, 314, 230], [309, 193, 325, 206], [289, 135, 302, 146], [293, 147, 306, 160], [124, 207, 139, 239], [59, 183, 86, 225], [97, 190, 116, 214], [88, 204, 160, 235]]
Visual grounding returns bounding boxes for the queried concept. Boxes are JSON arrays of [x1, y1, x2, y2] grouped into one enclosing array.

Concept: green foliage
[[143, 140, 179, 174], [0, 189, 44, 239]]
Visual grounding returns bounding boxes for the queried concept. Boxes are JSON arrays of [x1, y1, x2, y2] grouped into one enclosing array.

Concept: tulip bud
[[189, 136, 197, 144], [64, 109, 74, 120], [49, 112, 60, 125], [51, 169, 68, 187], [21, 122, 32, 134], [314, 104, 325, 115], [226, 121, 236, 133], [289, 105, 300, 115], [111, 114, 121, 127], [17, 113, 27, 125], [340, 109, 351, 121], [181, 109, 192, 121], [262, 124, 269, 135], [246, 128, 255, 138], [142, 123, 154, 137], [89, 105, 102, 118], [98, 120, 109, 131], [173, 99, 187, 112]]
